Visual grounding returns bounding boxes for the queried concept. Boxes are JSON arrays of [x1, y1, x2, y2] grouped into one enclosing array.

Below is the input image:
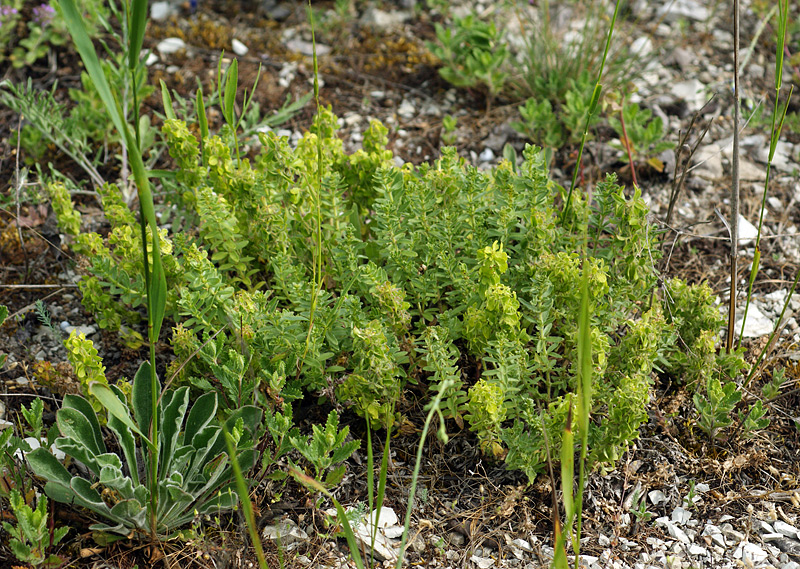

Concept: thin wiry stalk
[[560, 0, 623, 225], [737, 0, 792, 346], [726, 0, 740, 353], [298, 0, 325, 379]]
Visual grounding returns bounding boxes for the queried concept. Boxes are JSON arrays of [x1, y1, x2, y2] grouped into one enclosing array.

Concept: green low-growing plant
[[2, 490, 70, 567], [289, 410, 359, 490], [608, 100, 675, 173], [512, 71, 602, 152], [692, 377, 742, 441], [27, 362, 262, 538], [440, 114, 457, 146], [427, 15, 509, 107], [64, 330, 112, 416], [65, 89, 747, 483]]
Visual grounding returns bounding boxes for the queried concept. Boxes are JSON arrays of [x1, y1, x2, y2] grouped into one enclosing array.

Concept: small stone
[[649, 490, 667, 505], [738, 160, 766, 182], [64, 324, 97, 336], [354, 523, 398, 562], [369, 506, 398, 528], [672, 47, 694, 69], [397, 99, 416, 120], [692, 144, 723, 179], [231, 39, 249, 56], [479, 148, 495, 162], [0, 419, 13, 431], [157, 37, 186, 55], [14, 437, 40, 461], [736, 304, 774, 338], [774, 521, 800, 539], [735, 541, 768, 563], [756, 520, 776, 534], [150, 1, 177, 21], [782, 561, 800, 569], [448, 531, 465, 546], [671, 79, 708, 112], [266, 3, 292, 21], [470, 555, 495, 569], [262, 520, 308, 545], [512, 538, 532, 552], [144, 52, 159, 66], [671, 507, 692, 525], [631, 36, 653, 57], [657, 0, 710, 22], [688, 544, 707, 556], [598, 534, 611, 547], [360, 8, 410, 29], [763, 532, 787, 542], [410, 533, 426, 553], [664, 521, 691, 544], [383, 525, 404, 539], [285, 39, 331, 56], [50, 443, 66, 461], [721, 523, 746, 543]]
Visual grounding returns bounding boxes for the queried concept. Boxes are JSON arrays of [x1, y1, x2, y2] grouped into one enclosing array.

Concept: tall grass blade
[[225, 429, 270, 569], [560, 0, 623, 223], [727, 0, 741, 352], [291, 468, 366, 569], [736, 0, 792, 345], [395, 381, 453, 568], [128, 0, 148, 70]]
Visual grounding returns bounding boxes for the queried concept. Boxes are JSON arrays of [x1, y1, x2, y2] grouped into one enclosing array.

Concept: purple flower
[[0, 5, 18, 28], [32, 3, 55, 27]]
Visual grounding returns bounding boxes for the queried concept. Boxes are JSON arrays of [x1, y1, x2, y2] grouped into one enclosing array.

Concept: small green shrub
[[608, 101, 676, 171], [2, 490, 69, 567], [427, 15, 509, 104], [63, 90, 756, 482]]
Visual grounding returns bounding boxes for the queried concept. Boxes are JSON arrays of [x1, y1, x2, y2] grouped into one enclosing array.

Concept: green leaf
[[89, 382, 149, 443], [160, 80, 176, 121], [159, 387, 190, 475], [27, 448, 73, 486], [62, 394, 106, 456], [182, 391, 217, 446], [196, 84, 208, 149], [107, 385, 140, 486], [223, 58, 238, 126], [128, 0, 148, 71], [132, 361, 154, 438], [58, 0, 124, 135]]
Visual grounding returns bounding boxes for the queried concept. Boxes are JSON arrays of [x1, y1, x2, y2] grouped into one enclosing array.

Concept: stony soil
[[1, 0, 800, 568]]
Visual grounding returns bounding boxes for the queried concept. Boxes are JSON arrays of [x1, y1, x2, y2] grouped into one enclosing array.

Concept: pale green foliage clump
[[44, 180, 81, 235], [427, 15, 509, 100], [2, 490, 69, 567], [70, 105, 752, 483], [64, 330, 109, 416]]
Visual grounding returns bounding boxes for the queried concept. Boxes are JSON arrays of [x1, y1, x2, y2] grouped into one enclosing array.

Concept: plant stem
[[727, 0, 740, 353]]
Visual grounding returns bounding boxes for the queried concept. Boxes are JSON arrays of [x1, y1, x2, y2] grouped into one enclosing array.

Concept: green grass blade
[[160, 80, 176, 121], [291, 468, 366, 569], [128, 0, 148, 71], [223, 58, 238, 126], [224, 429, 269, 569], [58, 0, 125, 136], [560, 0, 623, 223]]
